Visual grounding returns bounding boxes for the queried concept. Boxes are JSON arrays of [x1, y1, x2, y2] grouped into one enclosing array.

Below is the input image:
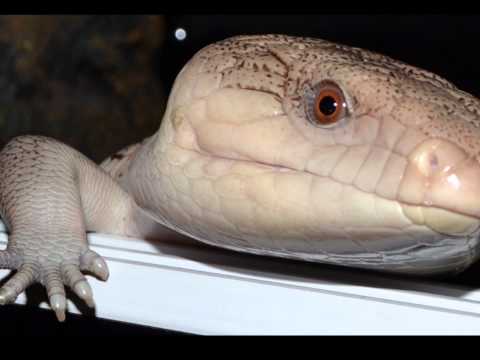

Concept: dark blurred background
[[1, 14, 480, 335]]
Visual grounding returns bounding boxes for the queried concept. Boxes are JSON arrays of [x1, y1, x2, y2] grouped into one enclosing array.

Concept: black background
[[161, 15, 480, 98]]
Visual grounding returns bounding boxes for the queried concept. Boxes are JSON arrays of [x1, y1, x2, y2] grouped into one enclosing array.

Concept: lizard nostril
[[409, 139, 467, 179], [429, 153, 439, 171], [414, 150, 442, 178]]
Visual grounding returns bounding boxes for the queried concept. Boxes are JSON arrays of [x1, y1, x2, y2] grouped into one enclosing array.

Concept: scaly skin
[[2, 34, 480, 321]]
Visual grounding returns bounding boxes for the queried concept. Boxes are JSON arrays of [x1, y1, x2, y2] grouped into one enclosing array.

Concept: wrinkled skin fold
[[1, 34, 480, 321]]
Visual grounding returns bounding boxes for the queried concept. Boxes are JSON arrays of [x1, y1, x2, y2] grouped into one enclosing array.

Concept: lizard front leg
[[0, 135, 138, 321]]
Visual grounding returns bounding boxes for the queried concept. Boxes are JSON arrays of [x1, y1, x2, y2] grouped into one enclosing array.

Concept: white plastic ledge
[[2, 220, 480, 334]]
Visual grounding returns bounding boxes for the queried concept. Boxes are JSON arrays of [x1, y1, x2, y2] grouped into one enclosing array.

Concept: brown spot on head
[[111, 153, 125, 160]]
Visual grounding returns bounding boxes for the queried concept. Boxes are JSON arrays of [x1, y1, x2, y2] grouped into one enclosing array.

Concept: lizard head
[[139, 35, 480, 274]]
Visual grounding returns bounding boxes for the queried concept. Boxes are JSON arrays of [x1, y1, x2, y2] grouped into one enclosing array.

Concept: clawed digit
[[0, 248, 109, 322]]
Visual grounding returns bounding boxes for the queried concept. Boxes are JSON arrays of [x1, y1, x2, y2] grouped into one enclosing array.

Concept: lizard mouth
[[251, 159, 480, 238], [211, 152, 480, 237]]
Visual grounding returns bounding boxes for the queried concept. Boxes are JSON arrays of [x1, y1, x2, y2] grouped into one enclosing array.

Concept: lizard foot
[[0, 135, 130, 321], [0, 248, 109, 322]]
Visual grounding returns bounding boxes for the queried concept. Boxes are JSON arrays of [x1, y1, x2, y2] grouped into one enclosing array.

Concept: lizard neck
[[97, 134, 188, 243], [110, 134, 193, 244]]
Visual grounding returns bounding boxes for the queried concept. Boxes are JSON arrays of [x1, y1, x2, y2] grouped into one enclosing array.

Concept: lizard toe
[[49, 293, 67, 322], [80, 250, 109, 281], [0, 263, 37, 305], [43, 267, 67, 322], [62, 263, 95, 308]]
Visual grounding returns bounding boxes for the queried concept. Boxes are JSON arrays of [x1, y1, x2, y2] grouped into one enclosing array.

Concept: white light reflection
[[175, 28, 187, 41], [446, 173, 461, 190]]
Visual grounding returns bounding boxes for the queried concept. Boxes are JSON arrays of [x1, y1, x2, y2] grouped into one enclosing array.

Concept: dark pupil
[[319, 96, 337, 116]]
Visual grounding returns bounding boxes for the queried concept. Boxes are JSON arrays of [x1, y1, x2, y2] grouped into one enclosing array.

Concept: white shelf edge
[[1, 226, 480, 334]]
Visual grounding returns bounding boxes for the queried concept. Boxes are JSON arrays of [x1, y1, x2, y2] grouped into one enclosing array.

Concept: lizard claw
[[49, 294, 67, 322], [80, 250, 110, 281], [43, 268, 68, 321], [0, 263, 36, 305], [0, 286, 17, 305], [62, 263, 96, 308], [73, 280, 95, 308]]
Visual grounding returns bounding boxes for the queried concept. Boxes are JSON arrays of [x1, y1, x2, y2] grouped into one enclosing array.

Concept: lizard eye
[[305, 80, 349, 127]]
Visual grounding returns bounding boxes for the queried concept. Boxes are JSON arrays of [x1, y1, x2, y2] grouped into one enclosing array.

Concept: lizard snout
[[398, 138, 480, 235]]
